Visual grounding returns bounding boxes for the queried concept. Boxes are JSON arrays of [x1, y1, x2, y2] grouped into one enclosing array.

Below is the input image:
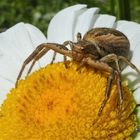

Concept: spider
[[16, 27, 140, 116]]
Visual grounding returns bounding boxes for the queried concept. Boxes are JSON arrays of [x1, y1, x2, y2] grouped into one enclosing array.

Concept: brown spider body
[[72, 28, 130, 62], [83, 28, 130, 58], [16, 27, 140, 117]]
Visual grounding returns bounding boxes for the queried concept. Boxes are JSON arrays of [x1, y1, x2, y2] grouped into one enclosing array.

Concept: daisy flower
[[0, 4, 140, 140]]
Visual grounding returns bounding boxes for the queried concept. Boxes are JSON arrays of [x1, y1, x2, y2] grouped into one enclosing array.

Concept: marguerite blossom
[[0, 62, 137, 139], [0, 4, 140, 140]]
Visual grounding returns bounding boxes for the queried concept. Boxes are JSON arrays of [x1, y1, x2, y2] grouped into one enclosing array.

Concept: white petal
[[0, 23, 41, 75], [129, 32, 140, 51], [132, 45, 140, 103], [122, 43, 140, 104], [133, 89, 140, 104], [0, 22, 48, 101], [0, 52, 18, 101], [74, 7, 100, 41], [47, 4, 87, 43], [25, 23, 47, 47], [0, 26, 24, 64], [116, 20, 140, 55], [0, 23, 41, 74], [46, 4, 88, 66], [0, 50, 19, 82], [117, 20, 140, 104], [116, 20, 140, 40], [0, 36, 21, 65], [0, 78, 14, 106], [134, 107, 140, 139], [2, 23, 35, 61], [136, 106, 140, 119], [134, 133, 140, 140], [25, 24, 55, 67], [25, 23, 49, 67], [93, 14, 116, 28]]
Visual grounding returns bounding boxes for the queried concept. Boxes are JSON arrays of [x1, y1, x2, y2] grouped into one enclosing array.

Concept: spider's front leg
[[79, 57, 114, 115], [50, 41, 74, 67], [100, 54, 124, 114], [98, 69, 115, 116], [16, 43, 72, 87], [81, 56, 128, 116], [50, 51, 57, 64], [62, 32, 82, 51], [50, 42, 71, 64], [27, 43, 71, 74], [15, 44, 45, 87], [27, 48, 49, 75], [99, 53, 140, 116]]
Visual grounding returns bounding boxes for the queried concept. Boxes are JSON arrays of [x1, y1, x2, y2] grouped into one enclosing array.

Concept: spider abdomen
[[83, 28, 130, 58]]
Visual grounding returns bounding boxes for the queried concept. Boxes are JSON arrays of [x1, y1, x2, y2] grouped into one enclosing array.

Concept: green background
[[0, 0, 140, 35]]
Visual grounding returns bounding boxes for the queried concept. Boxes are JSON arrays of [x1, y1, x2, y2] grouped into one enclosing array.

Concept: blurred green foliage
[[0, 0, 140, 35]]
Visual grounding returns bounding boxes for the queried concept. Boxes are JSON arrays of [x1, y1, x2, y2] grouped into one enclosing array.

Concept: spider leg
[[84, 57, 112, 73], [15, 44, 45, 87], [79, 57, 114, 116], [114, 58, 123, 117], [50, 41, 72, 65], [76, 58, 87, 71], [63, 55, 69, 68], [100, 53, 116, 62], [16, 43, 72, 87], [100, 54, 124, 116], [50, 51, 57, 64], [100, 54, 140, 75], [27, 48, 49, 75], [50, 42, 71, 64], [119, 56, 140, 75], [63, 41, 74, 50], [77, 56, 125, 116], [101, 54, 140, 114], [62, 41, 74, 68], [98, 69, 114, 116]]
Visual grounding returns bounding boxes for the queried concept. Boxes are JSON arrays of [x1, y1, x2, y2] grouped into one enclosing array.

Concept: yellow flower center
[[0, 62, 137, 140]]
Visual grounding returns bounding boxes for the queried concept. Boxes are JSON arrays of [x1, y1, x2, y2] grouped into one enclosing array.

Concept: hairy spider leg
[[63, 55, 69, 68], [50, 40, 76, 66], [16, 44, 45, 87], [98, 69, 114, 116], [99, 54, 123, 116], [100, 54, 140, 77], [63, 41, 74, 49], [50, 51, 57, 64], [119, 56, 140, 75], [76, 57, 114, 116], [115, 57, 123, 117], [84, 57, 112, 73], [16, 43, 72, 87], [99, 53, 140, 116], [50, 42, 70, 64], [76, 59, 86, 71], [28, 45, 71, 75], [63, 32, 82, 51], [27, 48, 49, 75]]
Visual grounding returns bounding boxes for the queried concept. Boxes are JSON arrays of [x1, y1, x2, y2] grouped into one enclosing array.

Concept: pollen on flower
[[0, 62, 137, 140]]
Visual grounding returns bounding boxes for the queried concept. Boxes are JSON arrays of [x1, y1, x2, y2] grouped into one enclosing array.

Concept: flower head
[[0, 62, 137, 139], [0, 4, 140, 140]]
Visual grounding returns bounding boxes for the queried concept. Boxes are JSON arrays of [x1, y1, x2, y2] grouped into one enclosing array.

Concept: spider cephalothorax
[[16, 27, 140, 116], [71, 40, 101, 61]]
